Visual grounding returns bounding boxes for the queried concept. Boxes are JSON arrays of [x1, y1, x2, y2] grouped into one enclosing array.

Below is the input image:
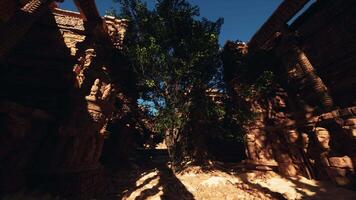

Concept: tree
[[111, 0, 223, 165]]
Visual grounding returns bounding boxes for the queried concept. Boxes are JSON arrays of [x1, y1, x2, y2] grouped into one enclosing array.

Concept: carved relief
[[21, 0, 46, 13], [102, 84, 113, 101], [86, 79, 102, 101], [286, 129, 299, 144], [73, 49, 96, 87], [315, 127, 331, 151], [301, 133, 309, 152], [343, 117, 356, 139], [61, 31, 86, 56], [104, 16, 127, 49], [85, 78, 116, 135], [0, 2, 124, 197], [88, 110, 105, 123], [54, 12, 85, 31]]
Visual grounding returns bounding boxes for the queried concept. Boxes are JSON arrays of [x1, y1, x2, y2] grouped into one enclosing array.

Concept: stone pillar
[[293, 46, 334, 111], [275, 31, 334, 112], [32, 45, 117, 197]]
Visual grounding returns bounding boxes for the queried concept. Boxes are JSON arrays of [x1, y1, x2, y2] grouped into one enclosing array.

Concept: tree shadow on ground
[[166, 160, 288, 200], [237, 172, 288, 200], [103, 149, 195, 200], [103, 152, 356, 200], [133, 165, 195, 200], [285, 176, 356, 200], [199, 162, 351, 200], [221, 164, 355, 200]]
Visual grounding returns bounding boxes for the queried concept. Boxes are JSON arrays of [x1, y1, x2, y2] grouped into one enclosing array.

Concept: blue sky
[[59, 0, 283, 45]]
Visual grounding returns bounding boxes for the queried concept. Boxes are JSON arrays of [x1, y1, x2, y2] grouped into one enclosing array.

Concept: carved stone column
[[293, 46, 334, 111], [276, 32, 334, 112], [34, 47, 117, 197]]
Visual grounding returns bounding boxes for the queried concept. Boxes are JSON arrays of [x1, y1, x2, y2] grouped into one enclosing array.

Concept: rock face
[[223, 0, 356, 189], [0, 0, 133, 197]]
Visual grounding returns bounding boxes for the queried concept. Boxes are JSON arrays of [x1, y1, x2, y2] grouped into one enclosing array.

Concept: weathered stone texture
[[249, 0, 310, 50], [224, 0, 356, 189], [291, 0, 356, 107], [0, 0, 130, 197]]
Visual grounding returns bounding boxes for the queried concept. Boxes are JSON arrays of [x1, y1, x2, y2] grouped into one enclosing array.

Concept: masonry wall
[[0, 4, 131, 197], [225, 0, 356, 188]]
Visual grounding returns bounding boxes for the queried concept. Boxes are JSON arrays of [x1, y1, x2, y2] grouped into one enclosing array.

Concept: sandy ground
[[3, 152, 356, 200], [106, 164, 356, 200]]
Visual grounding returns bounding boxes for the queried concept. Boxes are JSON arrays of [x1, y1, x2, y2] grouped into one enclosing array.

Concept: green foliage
[[112, 0, 224, 162]]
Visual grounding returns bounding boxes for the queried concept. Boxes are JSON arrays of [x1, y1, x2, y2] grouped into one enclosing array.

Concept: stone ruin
[[223, 0, 356, 189], [0, 0, 355, 198], [0, 0, 138, 198]]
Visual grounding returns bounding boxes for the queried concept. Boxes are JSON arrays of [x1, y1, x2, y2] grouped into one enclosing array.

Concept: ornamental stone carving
[[73, 48, 96, 87], [102, 83, 113, 101], [21, 0, 47, 13], [88, 110, 105, 123], [85, 79, 116, 132], [54, 11, 85, 31], [286, 129, 299, 144], [315, 127, 331, 151], [301, 133, 309, 152], [343, 117, 356, 139], [61, 31, 86, 56], [104, 16, 128, 49], [86, 79, 102, 101]]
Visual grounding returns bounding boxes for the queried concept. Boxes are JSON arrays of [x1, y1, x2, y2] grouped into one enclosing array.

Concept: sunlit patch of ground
[[176, 167, 274, 200], [121, 170, 163, 200], [3, 165, 356, 200], [235, 170, 356, 200], [105, 163, 356, 200]]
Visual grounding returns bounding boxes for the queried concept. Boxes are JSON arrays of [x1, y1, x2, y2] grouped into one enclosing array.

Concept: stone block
[[331, 110, 339, 118], [329, 167, 348, 177], [345, 118, 356, 126], [321, 112, 333, 120], [328, 156, 354, 169], [328, 167, 354, 187], [334, 176, 352, 186], [351, 107, 356, 115], [339, 108, 352, 117], [278, 162, 297, 177]]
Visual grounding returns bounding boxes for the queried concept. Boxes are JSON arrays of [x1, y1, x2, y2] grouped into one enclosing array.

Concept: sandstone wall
[[0, 2, 131, 198], [225, 0, 356, 189]]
